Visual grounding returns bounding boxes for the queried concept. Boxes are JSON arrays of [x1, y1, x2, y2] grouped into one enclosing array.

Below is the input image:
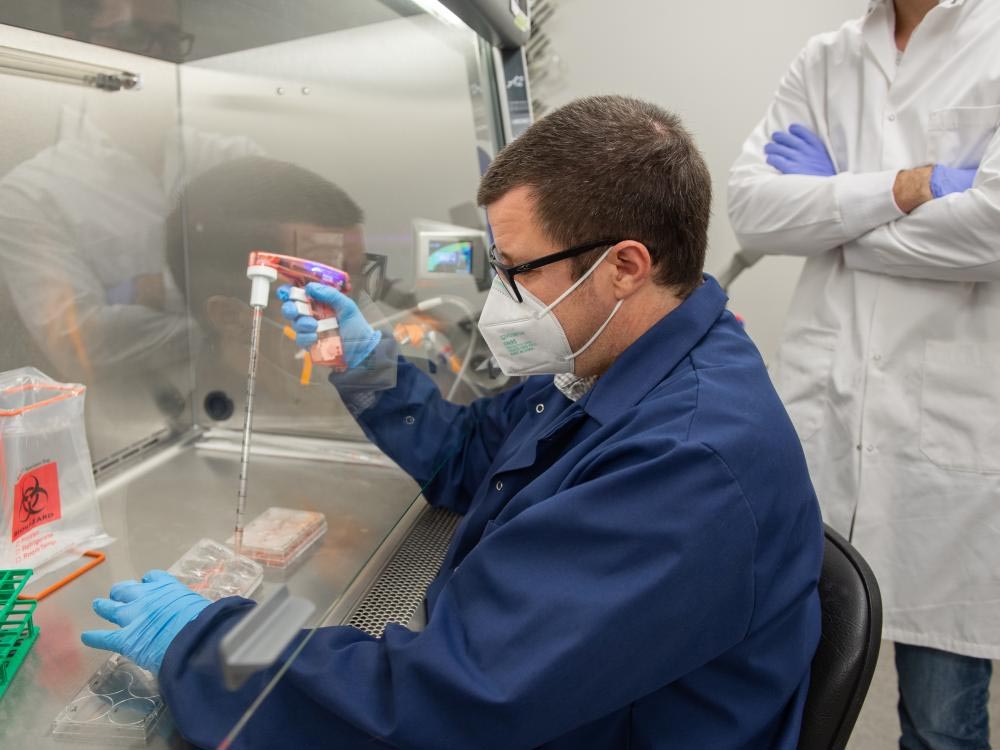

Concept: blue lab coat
[[159, 276, 823, 749]]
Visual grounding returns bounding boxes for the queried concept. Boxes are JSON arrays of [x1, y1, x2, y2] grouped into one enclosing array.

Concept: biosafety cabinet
[[0, 1, 532, 745]]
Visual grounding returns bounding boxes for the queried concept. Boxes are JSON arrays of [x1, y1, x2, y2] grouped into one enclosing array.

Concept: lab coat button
[[866, 444, 875, 453], [873, 353, 882, 362], [495, 480, 503, 491], [535, 404, 545, 414], [404, 415, 415, 425], [888, 113, 896, 122]]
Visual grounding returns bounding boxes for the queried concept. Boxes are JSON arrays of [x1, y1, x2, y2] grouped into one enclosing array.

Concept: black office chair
[[798, 524, 883, 750]]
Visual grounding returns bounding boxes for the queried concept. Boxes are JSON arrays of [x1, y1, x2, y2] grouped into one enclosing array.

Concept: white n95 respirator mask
[[477, 247, 623, 376]]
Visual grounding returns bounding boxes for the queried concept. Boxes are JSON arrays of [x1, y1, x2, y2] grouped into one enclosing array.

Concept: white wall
[[540, 0, 866, 361]]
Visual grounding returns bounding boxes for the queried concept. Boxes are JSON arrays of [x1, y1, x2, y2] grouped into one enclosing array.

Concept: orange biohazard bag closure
[[1, 368, 109, 572]]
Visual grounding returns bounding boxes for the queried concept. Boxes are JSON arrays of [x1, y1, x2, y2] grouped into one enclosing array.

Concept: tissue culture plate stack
[[52, 540, 263, 744], [227, 507, 327, 568]]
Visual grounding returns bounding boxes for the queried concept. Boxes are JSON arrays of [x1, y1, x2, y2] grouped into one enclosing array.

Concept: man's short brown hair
[[477, 95, 711, 296]]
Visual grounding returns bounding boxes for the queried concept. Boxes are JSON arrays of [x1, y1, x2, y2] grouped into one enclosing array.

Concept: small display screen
[[427, 240, 473, 274]]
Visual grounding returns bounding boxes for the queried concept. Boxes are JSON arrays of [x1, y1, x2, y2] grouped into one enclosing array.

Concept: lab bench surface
[[0, 437, 422, 749]]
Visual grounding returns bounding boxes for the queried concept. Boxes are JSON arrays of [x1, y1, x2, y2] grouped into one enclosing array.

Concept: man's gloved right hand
[[930, 165, 978, 198], [81, 570, 211, 676], [278, 283, 381, 369]]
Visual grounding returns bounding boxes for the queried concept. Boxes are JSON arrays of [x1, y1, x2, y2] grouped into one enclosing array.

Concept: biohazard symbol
[[19, 474, 49, 523], [12, 461, 61, 543]]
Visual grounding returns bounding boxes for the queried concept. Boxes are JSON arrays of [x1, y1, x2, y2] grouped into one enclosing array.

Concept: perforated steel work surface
[[346, 506, 461, 637]]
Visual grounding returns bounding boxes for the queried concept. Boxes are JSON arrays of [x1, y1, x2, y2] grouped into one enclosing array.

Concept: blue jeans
[[896, 643, 993, 750]]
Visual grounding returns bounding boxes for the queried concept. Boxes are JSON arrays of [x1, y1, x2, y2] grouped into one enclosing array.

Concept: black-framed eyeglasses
[[363, 253, 388, 301], [488, 239, 618, 303]]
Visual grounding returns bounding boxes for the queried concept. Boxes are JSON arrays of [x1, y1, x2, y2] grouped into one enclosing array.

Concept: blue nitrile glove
[[931, 164, 978, 198], [81, 570, 211, 676], [764, 124, 837, 176], [278, 283, 382, 369]]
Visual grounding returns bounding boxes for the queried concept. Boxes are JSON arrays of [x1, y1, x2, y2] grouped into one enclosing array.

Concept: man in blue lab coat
[[83, 95, 823, 749]]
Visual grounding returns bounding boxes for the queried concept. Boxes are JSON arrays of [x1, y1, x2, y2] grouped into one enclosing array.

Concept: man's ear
[[608, 241, 654, 298]]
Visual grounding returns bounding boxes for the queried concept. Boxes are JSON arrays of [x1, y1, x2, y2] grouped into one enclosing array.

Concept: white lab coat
[[728, 0, 1000, 658]]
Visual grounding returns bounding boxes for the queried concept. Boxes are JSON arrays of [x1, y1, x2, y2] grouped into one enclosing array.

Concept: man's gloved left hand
[[278, 283, 382, 369], [765, 124, 837, 176], [81, 570, 212, 675]]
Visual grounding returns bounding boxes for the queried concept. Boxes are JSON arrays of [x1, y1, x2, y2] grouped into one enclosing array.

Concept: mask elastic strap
[[536, 246, 615, 318], [564, 298, 624, 361]]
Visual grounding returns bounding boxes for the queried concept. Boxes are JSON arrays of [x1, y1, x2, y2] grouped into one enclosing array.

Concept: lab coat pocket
[[927, 105, 1000, 168], [919, 342, 1000, 474], [773, 327, 838, 442]]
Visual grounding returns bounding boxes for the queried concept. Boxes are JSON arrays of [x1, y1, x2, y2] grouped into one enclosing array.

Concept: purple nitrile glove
[[765, 124, 837, 177], [930, 164, 978, 198]]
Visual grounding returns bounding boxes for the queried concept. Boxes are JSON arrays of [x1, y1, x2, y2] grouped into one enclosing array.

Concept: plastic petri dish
[[195, 541, 232, 563], [176, 559, 220, 578], [115, 661, 158, 698], [207, 573, 242, 595], [229, 559, 261, 578], [63, 694, 114, 722], [89, 667, 133, 698], [127, 680, 159, 700], [108, 697, 158, 726]]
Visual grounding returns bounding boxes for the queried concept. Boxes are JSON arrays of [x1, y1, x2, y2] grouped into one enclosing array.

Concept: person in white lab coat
[[728, 1, 1000, 748]]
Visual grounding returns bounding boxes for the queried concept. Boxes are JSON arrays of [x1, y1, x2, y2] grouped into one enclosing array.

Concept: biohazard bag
[[0, 367, 109, 572]]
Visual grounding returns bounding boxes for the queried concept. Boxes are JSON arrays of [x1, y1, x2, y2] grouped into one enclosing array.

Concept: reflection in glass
[[0, 73, 264, 457], [0, 105, 190, 381], [62, 0, 194, 62], [166, 157, 387, 414]]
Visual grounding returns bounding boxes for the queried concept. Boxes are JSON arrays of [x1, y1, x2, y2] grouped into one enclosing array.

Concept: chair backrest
[[798, 524, 883, 750]]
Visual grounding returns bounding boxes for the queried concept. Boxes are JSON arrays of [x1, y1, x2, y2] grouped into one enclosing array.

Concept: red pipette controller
[[247, 251, 352, 372]]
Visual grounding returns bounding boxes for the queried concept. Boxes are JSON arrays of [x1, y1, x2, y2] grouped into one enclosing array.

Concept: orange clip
[[18, 550, 106, 602], [283, 325, 313, 384]]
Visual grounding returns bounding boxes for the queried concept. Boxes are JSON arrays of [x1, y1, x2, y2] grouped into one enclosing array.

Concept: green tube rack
[[0, 569, 39, 700]]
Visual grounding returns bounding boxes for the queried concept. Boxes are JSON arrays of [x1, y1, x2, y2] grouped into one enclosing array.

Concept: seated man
[[82, 95, 824, 750]]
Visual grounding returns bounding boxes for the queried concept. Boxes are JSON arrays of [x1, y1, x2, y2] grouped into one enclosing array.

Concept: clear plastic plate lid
[[167, 538, 263, 600], [51, 655, 165, 745]]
